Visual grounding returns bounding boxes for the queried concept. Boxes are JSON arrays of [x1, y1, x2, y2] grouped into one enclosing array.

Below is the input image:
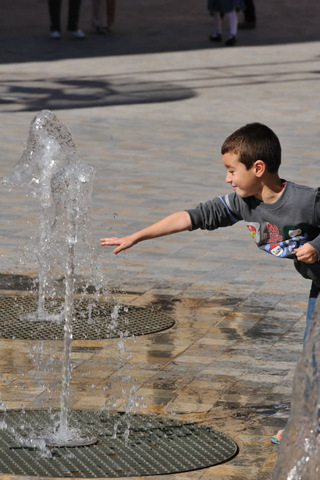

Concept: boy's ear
[[254, 160, 266, 177]]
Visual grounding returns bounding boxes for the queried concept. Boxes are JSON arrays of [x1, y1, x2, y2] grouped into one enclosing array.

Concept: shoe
[[50, 30, 61, 39], [209, 34, 222, 42], [225, 35, 236, 46], [68, 29, 86, 39], [238, 21, 256, 30], [270, 435, 280, 445], [271, 428, 285, 445]]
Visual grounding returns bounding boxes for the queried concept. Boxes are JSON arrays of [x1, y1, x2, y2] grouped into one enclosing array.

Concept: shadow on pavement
[[0, 75, 196, 112]]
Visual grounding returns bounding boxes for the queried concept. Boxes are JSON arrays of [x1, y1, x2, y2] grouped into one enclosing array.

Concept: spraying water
[[3, 110, 77, 320], [45, 157, 96, 446], [2, 110, 98, 446], [271, 301, 320, 479], [1, 110, 145, 450]]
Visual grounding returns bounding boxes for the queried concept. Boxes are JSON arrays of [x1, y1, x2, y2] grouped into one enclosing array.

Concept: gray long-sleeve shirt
[[186, 180, 320, 286]]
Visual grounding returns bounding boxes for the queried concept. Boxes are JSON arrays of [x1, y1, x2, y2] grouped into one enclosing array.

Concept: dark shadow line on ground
[[0, 70, 318, 113]]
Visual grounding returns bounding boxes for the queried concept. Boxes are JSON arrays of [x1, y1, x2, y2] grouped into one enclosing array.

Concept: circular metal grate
[[0, 296, 175, 340], [0, 410, 238, 477]]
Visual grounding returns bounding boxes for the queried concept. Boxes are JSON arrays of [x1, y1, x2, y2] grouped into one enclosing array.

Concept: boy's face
[[223, 151, 260, 198]]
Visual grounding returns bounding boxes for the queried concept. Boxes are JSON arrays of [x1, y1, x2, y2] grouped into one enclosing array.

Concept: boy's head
[[221, 123, 281, 173]]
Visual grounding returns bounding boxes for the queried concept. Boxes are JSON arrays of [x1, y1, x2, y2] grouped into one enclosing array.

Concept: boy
[[100, 122, 320, 442]]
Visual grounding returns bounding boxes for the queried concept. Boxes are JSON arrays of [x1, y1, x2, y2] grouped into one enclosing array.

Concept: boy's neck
[[255, 174, 285, 204]]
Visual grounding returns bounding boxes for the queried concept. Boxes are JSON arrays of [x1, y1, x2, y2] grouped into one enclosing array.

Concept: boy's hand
[[100, 235, 136, 254], [294, 243, 319, 263]]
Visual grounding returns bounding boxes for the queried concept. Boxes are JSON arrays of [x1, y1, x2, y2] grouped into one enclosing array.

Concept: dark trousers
[[48, 0, 82, 32], [243, 0, 256, 23]]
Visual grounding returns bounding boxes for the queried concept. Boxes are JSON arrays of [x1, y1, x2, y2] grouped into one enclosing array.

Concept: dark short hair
[[221, 123, 281, 173]]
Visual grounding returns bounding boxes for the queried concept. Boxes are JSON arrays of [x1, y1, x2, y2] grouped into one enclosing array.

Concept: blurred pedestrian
[[207, 0, 244, 46], [92, 0, 116, 34], [239, 0, 256, 29], [48, 0, 86, 39]]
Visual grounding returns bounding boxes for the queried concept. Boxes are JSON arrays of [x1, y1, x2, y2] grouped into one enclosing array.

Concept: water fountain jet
[[3, 110, 78, 322], [2, 110, 98, 447]]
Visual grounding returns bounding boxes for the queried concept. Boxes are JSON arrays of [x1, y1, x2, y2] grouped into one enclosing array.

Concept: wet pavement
[[1, 0, 320, 479]]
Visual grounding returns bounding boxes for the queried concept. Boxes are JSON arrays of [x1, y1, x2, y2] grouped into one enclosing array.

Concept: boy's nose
[[225, 172, 232, 183]]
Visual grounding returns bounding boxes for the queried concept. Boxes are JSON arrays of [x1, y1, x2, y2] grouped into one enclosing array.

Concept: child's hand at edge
[[294, 243, 319, 264]]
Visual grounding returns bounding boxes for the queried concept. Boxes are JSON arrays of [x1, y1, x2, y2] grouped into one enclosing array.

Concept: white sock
[[227, 11, 238, 37]]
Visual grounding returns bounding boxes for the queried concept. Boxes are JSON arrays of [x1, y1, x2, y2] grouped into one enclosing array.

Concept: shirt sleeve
[[186, 193, 243, 231]]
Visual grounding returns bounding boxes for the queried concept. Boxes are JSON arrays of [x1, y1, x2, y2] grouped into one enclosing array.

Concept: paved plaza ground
[[0, 1, 320, 479]]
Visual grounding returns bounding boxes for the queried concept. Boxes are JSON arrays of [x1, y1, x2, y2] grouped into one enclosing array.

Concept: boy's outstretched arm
[[100, 211, 192, 254]]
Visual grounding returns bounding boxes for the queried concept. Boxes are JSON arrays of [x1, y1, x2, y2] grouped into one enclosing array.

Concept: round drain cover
[[0, 296, 175, 340], [0, 410, 238, 477]]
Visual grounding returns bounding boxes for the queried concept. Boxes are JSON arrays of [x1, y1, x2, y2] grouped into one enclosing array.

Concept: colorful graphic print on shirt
[[246, 223, 308, 258]]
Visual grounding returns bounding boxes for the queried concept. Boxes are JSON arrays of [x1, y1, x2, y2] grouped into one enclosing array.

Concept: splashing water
[[3, 110, 102, 320], [2, 110, 142, 449], [98, 303, 144, 443], [271, 300, 320, 479], [3, 110, 77, 320], [2, 110, 98, 446], [50, 157, 96, 445]]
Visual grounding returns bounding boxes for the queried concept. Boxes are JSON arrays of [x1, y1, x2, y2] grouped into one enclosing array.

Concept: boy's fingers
[[113, 242, 128, 254], [99, 237, 127, 253], [100, 237, 121, 246], [100, 237, 133, 253]]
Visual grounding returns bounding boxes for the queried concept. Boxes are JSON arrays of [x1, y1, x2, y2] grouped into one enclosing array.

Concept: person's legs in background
[[106, 0, 116, 28], [225, 10, 237, 46], [67, 0, 86, 37], [209, 8, 238, 46], [92, 0, 102, 30], [239, 0, 256, 29], [209, 11, 222, 42], [92, 0, 115, 33], [48, 0, 62, 37]]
